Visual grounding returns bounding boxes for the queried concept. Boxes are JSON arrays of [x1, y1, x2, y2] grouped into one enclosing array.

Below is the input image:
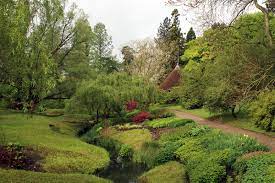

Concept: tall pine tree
[[186, 27, 196, 42], [156, 9, 185, 73]]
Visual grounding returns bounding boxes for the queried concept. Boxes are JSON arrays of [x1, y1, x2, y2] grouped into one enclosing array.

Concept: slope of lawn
[[102, 127, 151, 151], [0, 110, 110, 174], [0, 169, 111, 183], [138, 161, 187, 183]]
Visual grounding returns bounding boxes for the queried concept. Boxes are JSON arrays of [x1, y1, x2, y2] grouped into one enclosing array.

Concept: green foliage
[[138, 161, 187, 183], [91, 22, 119, 73], [186, 27, 196, 42], [249, 90, 275, 131], [160, 122, 269, 183], [81, 123, 103, 143], [156, 9, 185, 72], [134, 142, 160, 168], [148, 107, 175, 119], [179, 13, 275, 116], [0, 110, 110, 174], [154, 142, 181, 165], [0, 169, 111, 183], [67, 73, 157, 121], [233, 154, 275, 183], [189, 159, 226, 183], [146, 117, 194, 128], [103, 128, 152, 151], [189, 126, 211, 137], [118, 144, 134, 161]]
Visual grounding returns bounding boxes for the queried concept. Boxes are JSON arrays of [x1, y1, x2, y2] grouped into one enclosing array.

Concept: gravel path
[[173, 110, 275, 152]]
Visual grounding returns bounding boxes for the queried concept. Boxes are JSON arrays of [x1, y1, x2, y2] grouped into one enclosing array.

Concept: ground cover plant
[[233, 153, 275, 182], [145, 117, 194, 128], [158, 124, 269, 182], [0, 143, 41, 171], [138, 161, 187, 183]]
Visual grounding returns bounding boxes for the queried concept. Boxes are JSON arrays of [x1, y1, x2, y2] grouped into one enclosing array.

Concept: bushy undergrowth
[[139, 161, 187, 183], [157, 123, 269, 182], [249, 90, 275, 131], [233, 153, 275, 183], [0, 143, 41, 171], [149, 107, 175, 119], [118, 144, 134, 161], [145, 117, 194, 128], [134, 142, 160, 168], [132, 112, 151, 123]]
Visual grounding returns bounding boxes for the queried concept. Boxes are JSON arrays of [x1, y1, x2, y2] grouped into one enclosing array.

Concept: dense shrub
[[118, 144, 134, 161], [200, 130, 269, 165], [146, 117, 194, 128], [158, 88, 182, 104], [154, 142, 181, 165], [161, 123, 269, 183], [149, 107, 175, 119], [67, 73, 158, 121], [159, 124, 196, 143], [125, 110, 140, 119], [249, 90, 275, 131], [126, 100, 138, 111], [134, 142, 161, 168], [233, 153, 275, 183], [189, 159, 226, 183], [132, 112, 151, 123], [81, 124, 103, 143], [0, 143, 41, 171], [188, 125, 211, 137], [40, 99, 66, 109], [95, 137, 122, 158]]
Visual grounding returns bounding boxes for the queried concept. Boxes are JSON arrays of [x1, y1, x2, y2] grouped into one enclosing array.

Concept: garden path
[[173, 110, 275, 152]]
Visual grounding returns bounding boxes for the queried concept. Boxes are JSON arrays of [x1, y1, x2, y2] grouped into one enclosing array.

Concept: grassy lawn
[[0, 110, 110, 174], [0, 169, 110, 183], [269, 165, 275, 178], [165, 105, 275, 137], [102, 128, 152, 151], [138, 161, 187, 183]]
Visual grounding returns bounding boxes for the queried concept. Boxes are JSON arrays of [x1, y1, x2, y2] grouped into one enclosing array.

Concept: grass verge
[[0, 110, 110, 174]]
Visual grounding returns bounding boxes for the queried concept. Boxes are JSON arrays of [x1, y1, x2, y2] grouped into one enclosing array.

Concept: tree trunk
[[231, 105, 237, 118], [96, 109, 99, 123], [254, 0, 273, 47]]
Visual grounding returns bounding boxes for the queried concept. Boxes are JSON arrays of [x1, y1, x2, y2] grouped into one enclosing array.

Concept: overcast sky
[[71, 0, 193, 57]]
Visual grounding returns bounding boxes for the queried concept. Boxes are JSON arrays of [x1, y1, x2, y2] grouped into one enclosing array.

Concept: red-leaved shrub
[[0, 144, 41, 171], [126, 100, 138, 111], [132, 112, 150, 123]]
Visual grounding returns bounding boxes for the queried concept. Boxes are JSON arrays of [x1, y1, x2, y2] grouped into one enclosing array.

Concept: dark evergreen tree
[[186, 27, 196, 42], [121, 45, 135, 65], [156, 9, 185, 73]]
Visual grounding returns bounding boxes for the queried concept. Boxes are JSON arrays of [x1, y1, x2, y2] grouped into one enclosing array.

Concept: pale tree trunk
[[253, 0, 273, 47]]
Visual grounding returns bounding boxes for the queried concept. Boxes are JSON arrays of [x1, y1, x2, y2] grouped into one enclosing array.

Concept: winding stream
[[97, 161, 147, 183]]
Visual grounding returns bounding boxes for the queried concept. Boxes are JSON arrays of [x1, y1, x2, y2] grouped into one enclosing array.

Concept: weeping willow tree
[[66, 73, 158, 121]]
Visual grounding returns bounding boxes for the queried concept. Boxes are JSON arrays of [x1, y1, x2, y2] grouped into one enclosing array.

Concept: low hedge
[[233, 153, 275, 183], [145, 117, 194, 128]]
